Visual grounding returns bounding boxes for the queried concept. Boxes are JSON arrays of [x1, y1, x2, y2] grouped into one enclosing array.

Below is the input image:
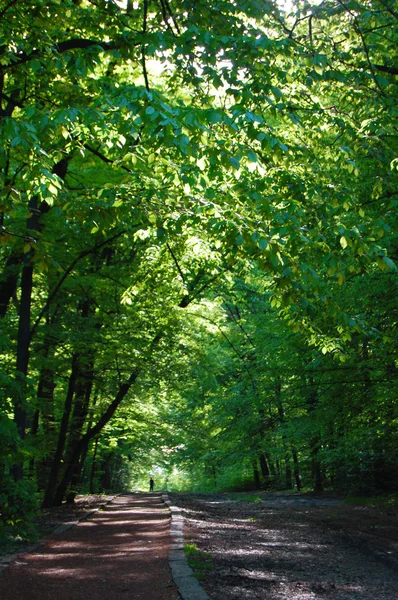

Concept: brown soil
[[170, 492, 398, 600], [0, 493, 179, 600]]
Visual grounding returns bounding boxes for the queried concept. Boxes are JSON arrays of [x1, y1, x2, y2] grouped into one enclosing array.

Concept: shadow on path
[[0, 493, 179, 600]]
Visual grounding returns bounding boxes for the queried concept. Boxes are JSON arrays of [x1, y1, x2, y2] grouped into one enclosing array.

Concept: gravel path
[[0, 493, 179, 600], [170, 492, 398, 600]]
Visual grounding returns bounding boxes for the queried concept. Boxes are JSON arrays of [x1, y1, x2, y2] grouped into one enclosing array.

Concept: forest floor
[[170, 491, 398, 600]]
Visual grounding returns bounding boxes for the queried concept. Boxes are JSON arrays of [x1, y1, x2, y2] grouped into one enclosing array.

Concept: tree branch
[[373, 64, 398, 75], [0, 0, 19, 19], [337, 0, 386, 96], [30, 229, 126, 338], [0, 90, 21, 118], [163, 0, 181, 35], [5, 36, 140, 69], [224, 301, 256, 348], [178, 269, 229, 308], [83, 143, 133, 173], [190, 312, 257, 390], [142, 0, 150, 91], [166, 242, 186, 285]]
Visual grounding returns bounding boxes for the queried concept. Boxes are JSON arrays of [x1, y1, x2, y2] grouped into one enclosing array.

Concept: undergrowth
[[345, 493, 398, 508], [185, 542, 213, 580]]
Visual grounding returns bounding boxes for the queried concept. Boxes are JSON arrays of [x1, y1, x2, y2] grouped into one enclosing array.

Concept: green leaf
[[382, 256, 397, 271], [258, 238, 268, 251], [340, 236, 348, 249], [228, 157, 240, 170]]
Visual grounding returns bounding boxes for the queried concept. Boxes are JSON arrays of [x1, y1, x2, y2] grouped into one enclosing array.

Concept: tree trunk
[[11, 197, 39, 480], [28, 409, 40, 479], [0, 158, 68, 321], [267, 453, 277, 478], [42, 353, 79, 507], [285, 457, 293, 490], [89, 438, 99, 494], [14, 247, 35, 439], [307, 376, 323, 493], [259, 453, 270, 489], [0, 251, 23, 319], [291, 446, 301, 491], [275, 376, 293, 490], [62, 356, 94, 501], [252, 459, 261, 489], [60, 299, 97, 501], [51, 370, 140, 506], [35, 320, 57, 490]]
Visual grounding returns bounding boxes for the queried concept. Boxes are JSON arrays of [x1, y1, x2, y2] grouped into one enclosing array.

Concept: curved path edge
[[162, 493, 212, 600]]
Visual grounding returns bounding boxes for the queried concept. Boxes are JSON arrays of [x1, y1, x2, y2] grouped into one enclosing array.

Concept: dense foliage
[[0, 0, 397, 539]]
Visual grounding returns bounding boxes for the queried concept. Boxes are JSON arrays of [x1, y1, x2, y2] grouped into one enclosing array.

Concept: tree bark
[[35, 323, 57, 490], [89, 437, 99, 494], [42, 353, 79, 507], [275, 375, 293, 489], [259, 453, 270, 489], [252, 459, 261, 489], [11, 197, 39, 480], [1, 158, 68, 321], [307, 376, 323, 493], [51, 369, 140, 506], [0, 251, 22, 319], [291, 446, 301, 491]]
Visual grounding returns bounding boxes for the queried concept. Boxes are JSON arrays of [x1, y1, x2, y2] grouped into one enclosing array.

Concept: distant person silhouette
[[150, 477, 154, 492]]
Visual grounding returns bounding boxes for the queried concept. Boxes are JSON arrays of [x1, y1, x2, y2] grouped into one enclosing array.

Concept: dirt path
[[0, 493, 179, 600], [170, 492, 398, 600]]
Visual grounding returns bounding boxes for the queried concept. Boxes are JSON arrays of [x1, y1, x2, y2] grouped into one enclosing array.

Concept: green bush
[[0, 476, 40, 542]]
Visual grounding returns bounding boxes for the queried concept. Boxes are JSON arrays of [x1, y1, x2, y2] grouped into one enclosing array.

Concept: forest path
[[170, 492, 398, 600], [0, 493, 179, 600]]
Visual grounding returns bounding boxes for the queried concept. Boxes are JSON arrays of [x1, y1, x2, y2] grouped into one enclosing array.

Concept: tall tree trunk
[[285, 457, 293, 489], [307, 376, 323, 493], [259, 453, 270, 489], [51, 369, 140, 506], [28, 409, 40, 479], [61, 299, 97, 502], [252, 459, 261, 489], [275, 376, 293, 489], [35, 329, 57, 490], [1, 158, 68, 321], [0, 251, 23, 319], [42, 353, 79, 507], [268, 455, 277, 478], [89, 437, 99, 494], [257, 408, 275, 489], [11, 198, 39, 481], [10, 158, 69, 480], [291, 446, 301, 491], [63, 358, 94, 502], [75, 391, 98, 496]]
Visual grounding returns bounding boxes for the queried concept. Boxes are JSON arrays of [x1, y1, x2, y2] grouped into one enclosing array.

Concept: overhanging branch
[[30, 229, 126, 338], [5, 36, 140, 69]]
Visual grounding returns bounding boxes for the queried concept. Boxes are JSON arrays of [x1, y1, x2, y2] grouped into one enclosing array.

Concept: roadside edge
[[162, 493, 213, 600]]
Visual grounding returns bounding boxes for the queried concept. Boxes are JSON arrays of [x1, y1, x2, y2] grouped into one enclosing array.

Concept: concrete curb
[[162, 493, 212, 600]]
